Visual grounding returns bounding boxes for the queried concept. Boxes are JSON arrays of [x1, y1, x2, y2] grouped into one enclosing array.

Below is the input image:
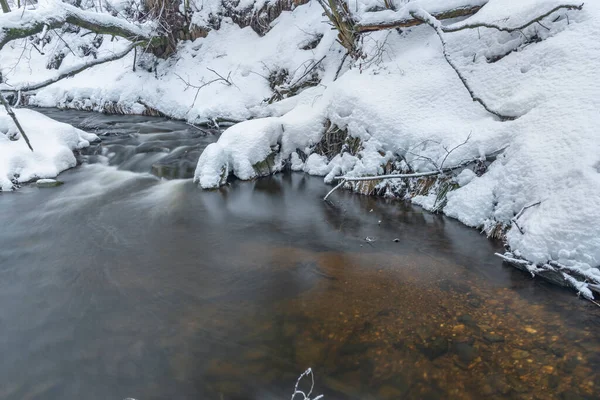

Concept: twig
[[206, 67, 233, 85], [511, 201, 541, 234], [334, 52, 348, 81], [440, 132, 472, 169], [290, 368, 323, 400], [175, 73, 229, 108], [288, 55, 326, 87], [323, 178, 346, 201], [0, 91, 33, 151]]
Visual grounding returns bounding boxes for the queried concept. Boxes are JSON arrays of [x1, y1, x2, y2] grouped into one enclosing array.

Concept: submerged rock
[[417, 337, 449, 360], [151, 145, 202, 179], [36, 179, 64, 188], [483, 332, 505, 343], [453, 342, 477, 364]]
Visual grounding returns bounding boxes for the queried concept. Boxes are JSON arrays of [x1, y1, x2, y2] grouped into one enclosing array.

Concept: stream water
[[0, 109, 598, 400]]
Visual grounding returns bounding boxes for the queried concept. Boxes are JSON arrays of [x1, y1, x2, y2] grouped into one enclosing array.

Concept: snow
[[1, 0, 599, 293], [0, 108, 98, 190]]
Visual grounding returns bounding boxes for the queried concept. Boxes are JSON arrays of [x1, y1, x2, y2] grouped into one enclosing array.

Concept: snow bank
[[0, 109, 98, 190], [195, 103, 326, 187]]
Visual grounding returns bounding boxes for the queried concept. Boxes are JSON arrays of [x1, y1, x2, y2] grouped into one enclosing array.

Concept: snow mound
[[195, 104, 326, 188], [0, 108, 98, 190]]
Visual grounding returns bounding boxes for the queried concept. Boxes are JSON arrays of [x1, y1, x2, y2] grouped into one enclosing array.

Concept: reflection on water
[[0, 109, 598, 400]]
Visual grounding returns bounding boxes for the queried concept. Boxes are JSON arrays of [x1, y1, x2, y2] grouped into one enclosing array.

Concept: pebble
[[483, 332, 505, 343], [511, 350, 530, 360]]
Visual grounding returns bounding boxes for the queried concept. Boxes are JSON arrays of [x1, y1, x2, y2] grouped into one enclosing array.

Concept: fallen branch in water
[[496, 252, 600, 305], [323, 146, 507, 201]]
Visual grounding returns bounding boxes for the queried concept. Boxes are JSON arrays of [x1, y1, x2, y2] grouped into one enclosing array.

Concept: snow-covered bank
[[0, 109, 98, 190], [1, 0, 599, 297]]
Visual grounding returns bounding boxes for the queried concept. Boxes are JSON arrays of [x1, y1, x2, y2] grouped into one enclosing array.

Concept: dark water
[[0, 109, 598, 400]]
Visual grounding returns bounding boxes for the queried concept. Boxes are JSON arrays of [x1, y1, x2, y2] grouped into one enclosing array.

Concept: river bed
[[0, 109, 598, 400]]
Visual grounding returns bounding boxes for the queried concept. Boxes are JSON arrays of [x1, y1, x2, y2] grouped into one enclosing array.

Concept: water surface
[[0, 109, 598, 400]]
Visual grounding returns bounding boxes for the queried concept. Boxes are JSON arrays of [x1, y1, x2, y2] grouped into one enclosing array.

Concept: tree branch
[[323, 146, 506, 200], [355, 4, 485, 33], [1, 42, 141, 92], [0, 2, 159, 52], [442, 4, 583, 33], [0, 91, 33, 151], [409, 8, 517, 121]]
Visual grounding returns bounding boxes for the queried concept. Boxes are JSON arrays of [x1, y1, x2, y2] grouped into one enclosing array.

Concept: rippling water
[[0, 109, 598, 400]]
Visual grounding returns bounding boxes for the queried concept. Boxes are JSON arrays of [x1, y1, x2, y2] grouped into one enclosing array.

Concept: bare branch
[[441, 4, 583, 33], [1, 42, 142, 93], [324, 146, 507, 201], [0, 92, 33, 151], [175, 68, 235, 108], [511, 200, 542, 234], [409, 9, 517, 121], [440, 132, 472, 169], [288, 55, 326, 87]]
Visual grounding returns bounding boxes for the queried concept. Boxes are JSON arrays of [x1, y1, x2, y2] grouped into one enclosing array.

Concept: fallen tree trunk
[[355, 4, 485, 33], [0, 3, 161, 52]]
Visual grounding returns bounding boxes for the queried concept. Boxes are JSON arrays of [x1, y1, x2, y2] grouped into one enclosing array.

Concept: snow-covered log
[[0, 2, 159, 52], [355, 3, 486, 33]]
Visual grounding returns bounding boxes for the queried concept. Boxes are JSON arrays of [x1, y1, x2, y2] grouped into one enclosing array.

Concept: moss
[[252, 151, 277, 176]]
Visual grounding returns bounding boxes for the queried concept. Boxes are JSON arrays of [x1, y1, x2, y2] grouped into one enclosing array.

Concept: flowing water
[[0, 109, 598, 400]]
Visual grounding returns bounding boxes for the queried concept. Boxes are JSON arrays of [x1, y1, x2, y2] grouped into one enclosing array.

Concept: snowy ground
[[1, 0, 599, 297]]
